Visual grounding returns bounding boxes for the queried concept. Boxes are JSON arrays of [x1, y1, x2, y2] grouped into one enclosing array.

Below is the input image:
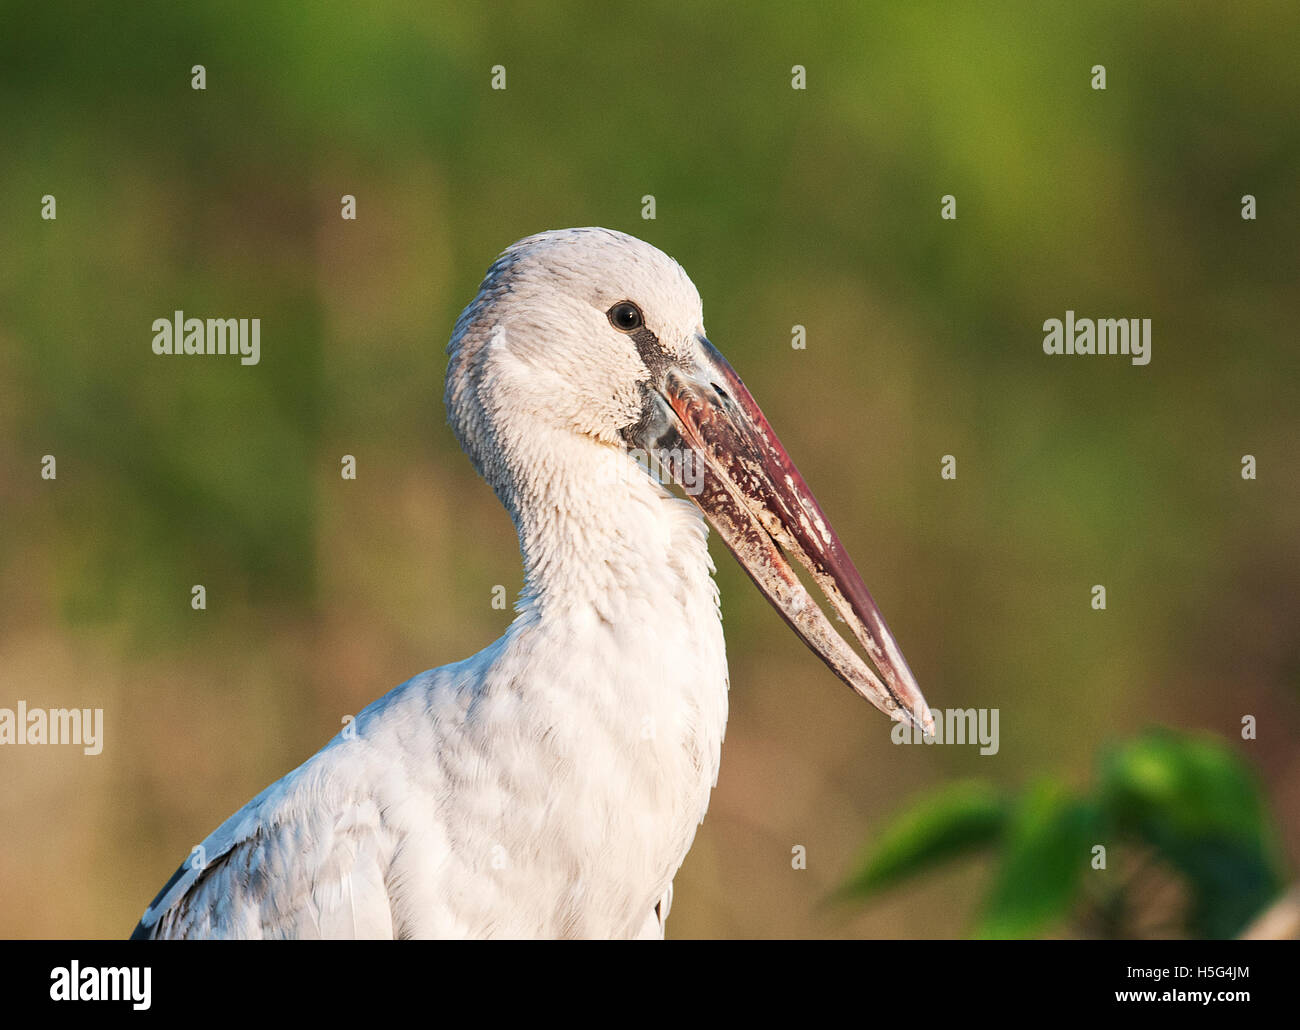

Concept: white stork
[[131, 227, 933, 939]]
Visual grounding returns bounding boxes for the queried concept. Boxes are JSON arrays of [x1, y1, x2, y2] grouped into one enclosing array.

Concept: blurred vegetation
[[0, 2, 1296, 937], [840, 730, 1287, 938]]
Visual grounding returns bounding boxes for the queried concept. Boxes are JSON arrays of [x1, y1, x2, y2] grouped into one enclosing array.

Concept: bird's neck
[[476, 427, 729, 927], [505, 430, 717, 626]]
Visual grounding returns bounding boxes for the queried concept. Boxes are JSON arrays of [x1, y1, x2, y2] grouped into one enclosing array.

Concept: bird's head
[[446, 227, 933, 734]]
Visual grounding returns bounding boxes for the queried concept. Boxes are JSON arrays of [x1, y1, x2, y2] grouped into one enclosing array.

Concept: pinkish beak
[[649, 338, 934, 734]]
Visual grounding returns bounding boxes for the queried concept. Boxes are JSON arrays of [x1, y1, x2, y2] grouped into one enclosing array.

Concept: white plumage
[[132, 227, 929, 939]]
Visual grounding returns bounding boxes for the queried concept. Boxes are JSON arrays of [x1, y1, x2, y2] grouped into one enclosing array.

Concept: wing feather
[[131, 742, 396, 940]]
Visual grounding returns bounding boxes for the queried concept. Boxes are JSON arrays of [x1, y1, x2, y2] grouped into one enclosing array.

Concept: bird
[[130, 227, 933, 939]]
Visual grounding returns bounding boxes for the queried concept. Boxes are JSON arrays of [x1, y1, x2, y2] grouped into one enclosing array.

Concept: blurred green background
[[1, 1, 1296, 938]]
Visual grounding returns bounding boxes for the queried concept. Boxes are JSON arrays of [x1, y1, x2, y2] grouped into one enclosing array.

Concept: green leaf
[[837, 781, 1006, 900], [1099, 730, 1284, 937], [1101, 730, 1267, 843], [976, 779, 1098, 939]]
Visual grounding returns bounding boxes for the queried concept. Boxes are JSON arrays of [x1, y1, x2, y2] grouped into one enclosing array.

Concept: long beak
[[648, 338, 933, 734]]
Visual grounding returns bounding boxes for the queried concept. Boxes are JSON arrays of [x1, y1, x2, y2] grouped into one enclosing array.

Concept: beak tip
[[920, 706, 936, 736], [890, 699, 934, 737]]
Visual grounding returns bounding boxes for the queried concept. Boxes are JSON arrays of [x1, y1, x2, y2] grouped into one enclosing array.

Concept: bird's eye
[[607, 301, 644, 332]]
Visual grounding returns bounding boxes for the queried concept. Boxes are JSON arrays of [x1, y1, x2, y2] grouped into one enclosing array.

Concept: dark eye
[[607, 301, 643, 332]]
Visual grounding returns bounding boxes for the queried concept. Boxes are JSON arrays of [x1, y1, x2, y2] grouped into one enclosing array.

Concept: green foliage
[[1099, 731, 1284, 939], [977, 781, 1098, 939], [837, 781, 1006, 898], [842, 730, 1286, 938]]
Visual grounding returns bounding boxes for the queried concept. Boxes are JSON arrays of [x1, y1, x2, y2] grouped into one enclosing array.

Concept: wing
[[131, 743, 395, 940]]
